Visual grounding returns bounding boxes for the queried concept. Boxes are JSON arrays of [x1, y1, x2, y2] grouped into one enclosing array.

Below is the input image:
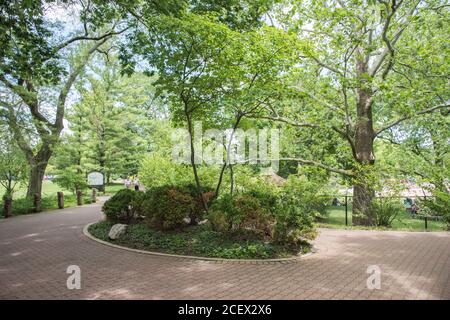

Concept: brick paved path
[[1, 199, 449, 299]]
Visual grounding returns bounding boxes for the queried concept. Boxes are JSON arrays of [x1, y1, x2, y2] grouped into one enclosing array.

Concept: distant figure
[[411, 203, 419, 215], [134, 176, 139, 191], [332, 198, 341, 206], [125, 178, 131, 189]]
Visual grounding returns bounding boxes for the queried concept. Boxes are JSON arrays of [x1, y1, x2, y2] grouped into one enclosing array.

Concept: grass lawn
[[318, 206, 447, 232], [89, 221, 310, 259], [0, 181, 125, 218], [0, 180, 70, 198], [0, 180, 125, 198]]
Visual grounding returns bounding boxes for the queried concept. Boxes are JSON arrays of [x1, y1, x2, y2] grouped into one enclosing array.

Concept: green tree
[[0, 129, 28, 199], [264, 0, 449, 224], [0, 0, 127, 198], [52, 56, 158, 186]]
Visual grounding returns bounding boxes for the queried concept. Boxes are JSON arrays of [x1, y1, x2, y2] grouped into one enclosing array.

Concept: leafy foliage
[[53, 170, 87, 194], [89, 221, 309, 259], [273, 176, 326, 244], [141, 185, 198, 230], [209, 192, 276, 238], [0, 132, 28, 198], [370, 198, 403, 227], [102, 189, 143, 223]]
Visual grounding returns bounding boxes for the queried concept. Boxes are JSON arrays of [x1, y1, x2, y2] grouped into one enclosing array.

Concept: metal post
[[425, 216, 428, 231], [345, 195, 348, 226]]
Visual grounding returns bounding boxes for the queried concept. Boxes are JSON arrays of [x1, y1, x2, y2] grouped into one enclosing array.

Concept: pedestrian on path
[[125, 178, 131, 189], [134, 176, 139, 191]]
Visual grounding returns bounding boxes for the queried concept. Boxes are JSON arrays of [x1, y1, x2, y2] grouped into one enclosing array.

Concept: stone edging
[[83, 222, 316, 263]]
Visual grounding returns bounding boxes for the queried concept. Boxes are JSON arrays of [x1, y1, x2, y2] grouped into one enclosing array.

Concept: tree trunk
[[3, 197, 12, 218], [26, 162, 48, 198], [186, 113, 208, 211], [352, 50, 376, 226], [352, 112, 376, 225], [215, 113, 243, 197]]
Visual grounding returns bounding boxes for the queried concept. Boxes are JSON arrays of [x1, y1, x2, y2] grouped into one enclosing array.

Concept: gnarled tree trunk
[[27, 162, 48, 198]]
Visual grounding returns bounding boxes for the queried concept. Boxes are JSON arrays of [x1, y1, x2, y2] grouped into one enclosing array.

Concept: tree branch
[[241, 157, 354, 176], [55, 37, 110, 130], [50, 26, 129, 56], [375, 101, 450, 136], [369, 0, 418, 77]]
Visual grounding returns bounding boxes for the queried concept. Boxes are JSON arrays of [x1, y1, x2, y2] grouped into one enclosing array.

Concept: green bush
[[371, 198, 403, 227], [102, 189, 142, 223], [209, 192, 276, 238], [273, 176, 325, 245], [139, 154, 192, 189], [208, 175, 324, 245], [418, 189, 450, 230], [53, 170, 88, 194], [181, 184, 214, 223], [141, 185, 198, 230]]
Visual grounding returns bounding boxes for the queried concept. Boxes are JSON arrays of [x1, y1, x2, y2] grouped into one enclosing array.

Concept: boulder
[[108, 224, 128, 240], [183, 217, 191, 224]]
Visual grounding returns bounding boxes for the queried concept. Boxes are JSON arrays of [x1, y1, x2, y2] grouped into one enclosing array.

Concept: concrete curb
[[83, 222, 316, 263]]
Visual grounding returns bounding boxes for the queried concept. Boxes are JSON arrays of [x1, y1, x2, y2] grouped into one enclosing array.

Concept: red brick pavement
[[0, 199, 449, 300]]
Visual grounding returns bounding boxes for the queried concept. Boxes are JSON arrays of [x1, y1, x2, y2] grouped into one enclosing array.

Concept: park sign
[[87, 171, 104, 189]]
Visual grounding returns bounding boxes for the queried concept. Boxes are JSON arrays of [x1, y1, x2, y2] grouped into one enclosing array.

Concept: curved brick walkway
[[1, 199, 449, 300]]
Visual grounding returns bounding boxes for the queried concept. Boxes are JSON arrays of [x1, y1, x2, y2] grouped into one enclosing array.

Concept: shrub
[[141, 185, 199, 230], [209, 192, 275, 238], [209, 175, 324, 245], [371, 198, 403, 227], [418, 189, 450, 230], [138, 154, 192, 189], [53, 170, 87, 194], [181, 184, 214, 223], [273, 175, 324, 245], [102, 189, 142, 223]]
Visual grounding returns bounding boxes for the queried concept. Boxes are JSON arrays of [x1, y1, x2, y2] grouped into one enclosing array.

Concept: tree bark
[[3, 197, 12, 218], [352, 49, 376, 226], [186, 112, 208, 211], [215, 113, 243, 197], [26, 161, 48, 198]]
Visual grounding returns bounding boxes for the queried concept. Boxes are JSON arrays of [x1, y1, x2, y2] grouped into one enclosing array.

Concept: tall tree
[[264, 0, 449, 224], [0, 0, 127, 197], [52, 56, 157, 186]]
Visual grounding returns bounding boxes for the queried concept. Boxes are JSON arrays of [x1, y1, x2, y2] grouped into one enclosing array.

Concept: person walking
[[134, 176, 140, 191], [125, 178, 131, 189]]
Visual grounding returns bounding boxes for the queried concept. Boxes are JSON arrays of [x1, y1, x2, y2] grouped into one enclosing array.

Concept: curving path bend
[[1, 199, 449, 300]]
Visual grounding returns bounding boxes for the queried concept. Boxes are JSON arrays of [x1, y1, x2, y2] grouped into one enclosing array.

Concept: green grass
[[318, 206, 447, 232], [89, 221, 310, 259], [103, 183, 126, 195], [0, 181, 125, 218], [0, 193, 94, 217], [0, 180, 125, 198], [0, 180, 70, 198]]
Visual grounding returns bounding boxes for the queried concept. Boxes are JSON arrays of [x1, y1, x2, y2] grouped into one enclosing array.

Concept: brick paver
[[1, 199, 449, 300]]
